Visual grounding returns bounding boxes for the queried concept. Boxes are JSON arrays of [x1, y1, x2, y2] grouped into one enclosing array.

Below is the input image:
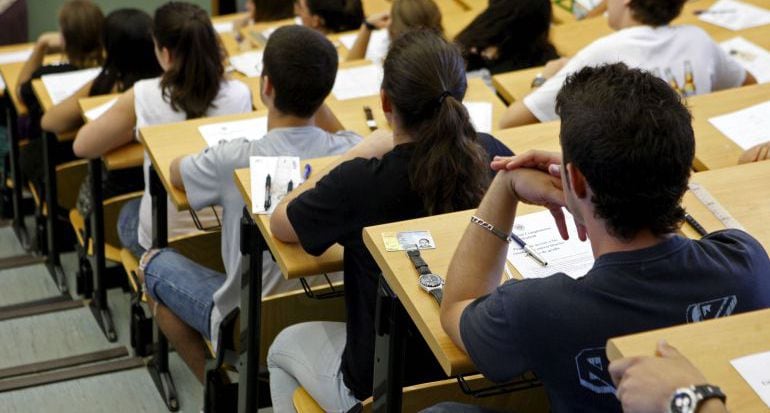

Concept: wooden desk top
[[232, 156, 346, 279], [491, 66, 542, 104], [78, 94, 144, 171], [328, 77, 506, 136], [0, 43, 33, 98], [494, 121, 561, 154], [0, 61, 28, 116], [139, 110, 268, 210], [607, 308, 770, 413]]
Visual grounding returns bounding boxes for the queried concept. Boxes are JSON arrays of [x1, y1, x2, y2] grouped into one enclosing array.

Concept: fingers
[[759, 142, 770, 161], [548, 164, 561, 178], [575, 218, 588, 241], [492, 150, 562, 172], [608, 356, 641, 387], [549, 207, 569, 240], [656, 340, 681, 359]]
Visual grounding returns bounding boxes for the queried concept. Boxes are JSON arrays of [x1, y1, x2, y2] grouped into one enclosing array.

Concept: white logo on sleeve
[[686, 295, 737, 322], [575, 347, 615, 394]]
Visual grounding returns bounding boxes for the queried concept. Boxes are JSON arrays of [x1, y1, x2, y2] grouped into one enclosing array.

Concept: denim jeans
[[419, 402, 505, 413], [267, 321, 360, 413], [117, 198, 145, 258], [142, 248, 224, 339]]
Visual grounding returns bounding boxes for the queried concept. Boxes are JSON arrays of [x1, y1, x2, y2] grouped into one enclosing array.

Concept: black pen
[[364, 105, 377, 131], [287, 180, 294, 193], [264, 174, 272, 211], [694, 9, 736, 15], [685, 213, 708, 237], [510, 233, 548, 266]]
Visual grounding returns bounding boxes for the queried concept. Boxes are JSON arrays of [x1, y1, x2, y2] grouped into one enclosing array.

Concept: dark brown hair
[[154, 1, 224, 119], [59, 0, 104, 68], [389, 0, 443, 39], [629, 0, 687, 25], [251, 0, 294, 22], [306, 0, 364, 33], [383, 30, 489, 215]]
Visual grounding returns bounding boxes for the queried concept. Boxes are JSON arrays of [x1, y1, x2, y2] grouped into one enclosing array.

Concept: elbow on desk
[[72, 134, 98, 159], [269, 209, 299, 244]]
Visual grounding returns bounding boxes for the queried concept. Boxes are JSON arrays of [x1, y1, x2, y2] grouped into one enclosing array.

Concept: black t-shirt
[[287, 133, 513, 400], [19, 63, 78, 139], [460, 230, 770, 412]]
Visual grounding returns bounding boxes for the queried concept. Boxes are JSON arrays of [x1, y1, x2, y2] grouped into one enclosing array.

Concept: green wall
[[26, 0, 216, 40]]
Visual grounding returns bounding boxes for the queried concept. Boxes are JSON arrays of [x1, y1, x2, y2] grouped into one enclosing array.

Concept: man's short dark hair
[[555, 63, 694, 240], [262, 25, 338, 118], [307, 0, 364, 32], [629, 0, 686, 25]]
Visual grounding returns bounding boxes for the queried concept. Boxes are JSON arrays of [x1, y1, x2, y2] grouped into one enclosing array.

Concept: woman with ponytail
[[267, 30, 512, 412], [73, 1, 251, 258]]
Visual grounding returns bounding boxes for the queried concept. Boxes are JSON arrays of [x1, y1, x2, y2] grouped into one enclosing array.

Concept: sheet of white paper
[[332, 65, 383, 100], [229, 50, 263, 77], [698, 0, 770, 31], [0, 48, 32, 64], [338, 30, 390, 63], [730, 350, 770, 408], [198, 117, 268, 147], [506, 210, 594, 280], [41, 67, 101, 105], [708, 100, 770, 150], [464, 101, 493, 133], [0, 75, 5, 92], [84, 98, 117, 121], [249, 156, 302, 214], [720, 37, 770, 83], [213, 21, 234, 34]]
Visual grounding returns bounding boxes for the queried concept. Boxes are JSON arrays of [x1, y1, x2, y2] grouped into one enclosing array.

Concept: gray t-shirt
[[180, 126, 361, 346]]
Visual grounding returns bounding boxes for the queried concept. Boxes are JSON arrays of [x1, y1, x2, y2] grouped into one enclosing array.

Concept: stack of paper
[[213, 21, 234, 34], [708, 100, 770, 150], [731, 350, 770, 408], [229, 50, 263, 77], [332, 65, 383, 100], [249, 156, 301, 214], [720, 37, 770, 83], [0, 48, 34, 91], [463, 101, 493, 133], [198, 117, 268, 147], [41, 67, 101, 105], [338, 30, 390, 63], [84, 98, 117, 121], [697, 0, 770, 31], [506, 210, 594, 280]]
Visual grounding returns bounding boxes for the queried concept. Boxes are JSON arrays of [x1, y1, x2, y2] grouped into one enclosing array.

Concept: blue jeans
[[142, 248, 224, 339], [420, 402, 505, 413], [267, 322, 360, 413], [117, 198, 145, 258]]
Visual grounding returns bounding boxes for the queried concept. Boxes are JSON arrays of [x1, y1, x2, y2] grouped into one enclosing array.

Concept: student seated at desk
[[499, 0, 757, 129], [740, 141, 770, 164], [73, 1, 252, 257], [37, 8, 162, 218], [454, 0, 557, 75], [294, 0, 364, 34], [267, 30, 513, 413], [136, 25, 361, 382], [17, 0, 103, 180], [346, 0, 442, 62], [438, 64, 770, 412]]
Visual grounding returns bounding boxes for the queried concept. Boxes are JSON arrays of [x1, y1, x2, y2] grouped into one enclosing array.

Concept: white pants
[[267, 321, 360, 413]]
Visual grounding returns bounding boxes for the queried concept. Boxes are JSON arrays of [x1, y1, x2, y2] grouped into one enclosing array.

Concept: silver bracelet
[[470, 215, 511, 243]]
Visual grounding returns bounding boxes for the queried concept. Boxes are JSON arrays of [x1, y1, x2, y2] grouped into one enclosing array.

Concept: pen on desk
[[684, 213, 708, 237], [364, 105, 378, 131], [510, 233, 548, 266], [287, 180, 294, 193], [304, 163, 312, 180], [264, 174, 272, 211], [694, 9, 735, 15]]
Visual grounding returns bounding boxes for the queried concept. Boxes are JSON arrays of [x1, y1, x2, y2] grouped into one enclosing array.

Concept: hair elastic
[[438, 91, 452, 104]]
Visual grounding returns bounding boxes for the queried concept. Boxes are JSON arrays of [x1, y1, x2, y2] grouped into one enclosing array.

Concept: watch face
[[419, 273, 443, 288], [670, 389, 697, 413]]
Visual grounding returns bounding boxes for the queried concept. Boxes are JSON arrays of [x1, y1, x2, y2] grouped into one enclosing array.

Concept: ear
[[260, 75, 274, 106], [380, 89, 393, 124], [565, 163, 588, 199]]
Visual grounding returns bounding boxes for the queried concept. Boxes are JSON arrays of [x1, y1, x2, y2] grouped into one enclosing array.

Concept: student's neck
[[586, 220, 671, 258], [617, 17, 645, 30], [267, 111, 315, 130]]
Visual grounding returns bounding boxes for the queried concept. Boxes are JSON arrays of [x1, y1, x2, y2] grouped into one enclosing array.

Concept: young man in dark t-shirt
[[437, 64, 770, 412]]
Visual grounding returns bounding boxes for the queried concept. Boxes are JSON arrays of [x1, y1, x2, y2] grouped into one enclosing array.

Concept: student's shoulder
[[220, 78, 251, 98], [701, 229, 768, 260], [477, 132, 514, 158]]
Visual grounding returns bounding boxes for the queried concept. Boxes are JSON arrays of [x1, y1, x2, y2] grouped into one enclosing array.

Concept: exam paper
[[332, 65, 383, 100], [506, 210, 594, 280], [0, 48, 32, 64], [464, 101, 493, 133], [338, 30, 390, 63], [249, 156, 301, 214], [229, 50, 263, 77], [708, 100, 770, 150], [720, 37, 770, 83], [697, 0, 770, 31], [198, 117, 268, 147], [213, 21, 234, 34], [84, 98, 117, 121], [731, 350, 770, 408], [41, 67, 101, 105]]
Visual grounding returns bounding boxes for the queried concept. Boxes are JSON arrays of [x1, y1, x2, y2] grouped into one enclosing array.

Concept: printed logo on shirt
[[651, 60, 697, 97], [686, 295, 737, 322], [575, 347, 615, 394]]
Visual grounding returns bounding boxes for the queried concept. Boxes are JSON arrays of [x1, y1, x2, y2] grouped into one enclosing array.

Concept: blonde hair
[[59, 0, 104, 68], [389, 0, 443, 39]]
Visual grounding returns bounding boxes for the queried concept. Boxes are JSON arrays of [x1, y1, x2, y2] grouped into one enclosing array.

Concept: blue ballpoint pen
[[304, 164, 312, 180], [510, 233, 548, 266]]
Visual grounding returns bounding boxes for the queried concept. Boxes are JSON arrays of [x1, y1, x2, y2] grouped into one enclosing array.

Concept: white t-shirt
[[180, 127, 361, 346], [524, 25, 747, 122], [134, 77, 252, 250]]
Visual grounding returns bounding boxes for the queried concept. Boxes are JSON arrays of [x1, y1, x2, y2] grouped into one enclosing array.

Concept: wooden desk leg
[[87, 159, 117, 342], [237, 207, 264, 413], [2, 95, 31, 249], [148, 166, 180, 412], [42, 130, 68, 293], [372, 275, 406, 413]]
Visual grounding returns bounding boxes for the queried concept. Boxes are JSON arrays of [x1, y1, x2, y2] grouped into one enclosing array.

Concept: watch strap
[[429, 287, 443, 305], [693, 384, 726, 404], [407, 249, 432, 275]]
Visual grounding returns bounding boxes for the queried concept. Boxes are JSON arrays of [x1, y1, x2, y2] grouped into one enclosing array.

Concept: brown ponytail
[[382, 30, 489, 215], [153, 2, 224, 119]]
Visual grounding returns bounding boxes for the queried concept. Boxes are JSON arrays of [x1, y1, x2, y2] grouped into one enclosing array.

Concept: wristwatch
[[669, 384, 726, 413], [531, 73, 546, 88], [406, 248, 445, 305]]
